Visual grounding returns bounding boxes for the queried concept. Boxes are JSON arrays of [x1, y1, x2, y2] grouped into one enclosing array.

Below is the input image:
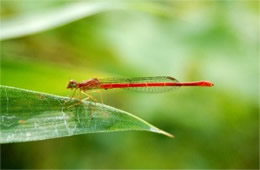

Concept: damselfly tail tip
[[204, 81, 214, 87]]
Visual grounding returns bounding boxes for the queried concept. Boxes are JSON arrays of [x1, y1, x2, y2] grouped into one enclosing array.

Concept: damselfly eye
[[67, 80, 77, 89]]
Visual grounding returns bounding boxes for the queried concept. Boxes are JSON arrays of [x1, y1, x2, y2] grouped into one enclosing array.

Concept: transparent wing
[[99, 76, 180, 93]]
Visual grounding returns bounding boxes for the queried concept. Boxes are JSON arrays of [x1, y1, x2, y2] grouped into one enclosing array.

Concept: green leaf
[[0, 1, 171, 41], [0, 85, 173, 143], [0, 1, 124, 41]]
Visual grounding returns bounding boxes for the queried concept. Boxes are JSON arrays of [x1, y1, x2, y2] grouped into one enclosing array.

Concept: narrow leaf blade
[[0, 85, 173, 143], [0, 1, 124, 41]]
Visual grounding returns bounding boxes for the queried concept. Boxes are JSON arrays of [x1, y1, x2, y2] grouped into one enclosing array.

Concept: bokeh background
[[1, 0, 259, 169]]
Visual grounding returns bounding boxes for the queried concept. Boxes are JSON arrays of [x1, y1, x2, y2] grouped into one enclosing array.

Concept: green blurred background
[[0, 0, 259, 169]]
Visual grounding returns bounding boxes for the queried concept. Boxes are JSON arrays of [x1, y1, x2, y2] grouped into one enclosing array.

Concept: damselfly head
[[67, 80, 78, 89]]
